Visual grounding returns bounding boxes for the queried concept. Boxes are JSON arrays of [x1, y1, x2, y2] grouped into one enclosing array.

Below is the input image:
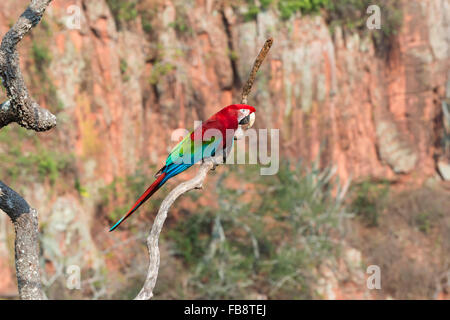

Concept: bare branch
[[135, 161, 214, 300], [241, 37, 273, 105], [0, 0, 56, 131], [136, 38, 273, 300], [0, 181, 45, 300]]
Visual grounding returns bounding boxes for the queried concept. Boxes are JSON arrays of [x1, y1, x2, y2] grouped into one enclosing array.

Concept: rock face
[[1, 0, 443, 185], [0, 0, 449, 298], [25, 0, 448, 186]]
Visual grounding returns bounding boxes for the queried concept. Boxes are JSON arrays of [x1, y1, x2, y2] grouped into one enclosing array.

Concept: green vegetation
[[74, 178, 89, 198], [350, 179, 390, 227], [325, 0, 402, 55], [106, 0, 159, 36], [243, 0, 329, 21], [120, 58, 128, 75], [442, 101, 450, 157], [353, 186, 450, 299], [278, 0, 329, 20], [166, 161, 347, 299], [105, 0, 138, 30], [241, 0, 402, 55], [32, 42, 52, 73], [140, 11, 153, 34], [148, 61, 175, 85], [30, 35, 64, 113], [227, 49, 238, 62], [119, 58, 130, 82], [414, 212, 431, 234], [168, 5, 193, 36], [32, 150, 74, 185], [243, 3, 261, 22], [168, 18, 190, 34], [0, 126, 75, 185]]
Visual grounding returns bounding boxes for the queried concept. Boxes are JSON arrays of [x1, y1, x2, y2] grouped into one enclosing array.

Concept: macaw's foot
[[202, 158, 218, 170]]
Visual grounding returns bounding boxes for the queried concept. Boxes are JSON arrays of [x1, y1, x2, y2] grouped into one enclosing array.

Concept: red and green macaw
[[109, 104, 256, 231]]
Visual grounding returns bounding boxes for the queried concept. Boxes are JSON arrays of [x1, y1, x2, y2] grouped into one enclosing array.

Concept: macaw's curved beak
[[239, 112, 256, 128]]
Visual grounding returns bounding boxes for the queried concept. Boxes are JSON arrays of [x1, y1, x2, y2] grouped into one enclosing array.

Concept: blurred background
[[0, 0, 449, 299]]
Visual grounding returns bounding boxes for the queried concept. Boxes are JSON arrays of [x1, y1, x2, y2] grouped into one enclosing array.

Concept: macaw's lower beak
[[239, 115, 250, 125]]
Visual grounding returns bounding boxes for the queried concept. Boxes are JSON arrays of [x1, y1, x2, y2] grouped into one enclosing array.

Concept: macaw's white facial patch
[[238, 112, 255, 130]]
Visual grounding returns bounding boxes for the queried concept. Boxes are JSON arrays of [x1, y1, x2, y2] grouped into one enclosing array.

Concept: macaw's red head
[[222, 104, 256, 129]]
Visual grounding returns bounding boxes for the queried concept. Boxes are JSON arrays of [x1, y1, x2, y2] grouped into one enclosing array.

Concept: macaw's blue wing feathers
[[159, 163, 192, 184], [160, 136, 222, 184]]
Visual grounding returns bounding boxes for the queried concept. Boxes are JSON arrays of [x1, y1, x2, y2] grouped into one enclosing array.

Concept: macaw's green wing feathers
[[167, 130, 193, 157], [155, 133, 222, 186], [166, 127, 223, 167], [165, 130, 193, 166]]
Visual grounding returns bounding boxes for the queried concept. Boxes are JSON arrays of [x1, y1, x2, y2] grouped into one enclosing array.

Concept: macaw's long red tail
[[109, 172, 167, 232]]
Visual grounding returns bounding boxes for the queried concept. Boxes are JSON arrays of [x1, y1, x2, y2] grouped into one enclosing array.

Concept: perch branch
[[0, 0, 55, 300], [0, 0, 56, 131], [135, 161, 214, 300], [136, 38, 273, 300]]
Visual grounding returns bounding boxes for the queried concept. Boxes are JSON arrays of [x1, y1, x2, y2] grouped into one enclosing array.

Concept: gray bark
[[0, 181, 45, 299], [135, 161, 215, 300]]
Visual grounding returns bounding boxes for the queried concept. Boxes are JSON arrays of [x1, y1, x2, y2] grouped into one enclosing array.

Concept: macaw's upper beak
[[248, 112, 255, 128], [239, 113, 256, 128]]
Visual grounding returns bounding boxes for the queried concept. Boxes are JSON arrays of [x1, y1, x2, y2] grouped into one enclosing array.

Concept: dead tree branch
[[241, 37, 273, 105], [135, 161, 214, 300], [0, 0, 55, 300], [136, 38, 273, 300], [0, 181, 45, 300], [0, 0, 56, 131]]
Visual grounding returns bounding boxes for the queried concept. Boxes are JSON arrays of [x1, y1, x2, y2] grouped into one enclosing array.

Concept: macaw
[[109, 104, 256, 231]]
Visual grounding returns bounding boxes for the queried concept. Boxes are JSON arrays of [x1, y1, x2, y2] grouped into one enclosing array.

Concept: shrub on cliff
[[166, 161, 349, 299], [106, 0, 138, 30]]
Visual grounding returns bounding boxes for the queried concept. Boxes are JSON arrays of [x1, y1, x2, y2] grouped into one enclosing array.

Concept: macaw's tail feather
[[109, 172, 167, 232]]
